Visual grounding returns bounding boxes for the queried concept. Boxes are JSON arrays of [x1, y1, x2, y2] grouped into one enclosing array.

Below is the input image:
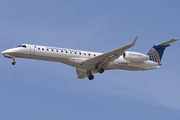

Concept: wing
[[81, 36, 138, 68]]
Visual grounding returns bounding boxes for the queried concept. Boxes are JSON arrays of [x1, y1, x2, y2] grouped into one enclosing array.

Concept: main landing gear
[[88, 70, 94, 80], [98, 68, 104, 73], [87, 67, 104, 80], [97, 63, 105, 74], [88, 74, 94, 80], [12, 59, 16, 65]]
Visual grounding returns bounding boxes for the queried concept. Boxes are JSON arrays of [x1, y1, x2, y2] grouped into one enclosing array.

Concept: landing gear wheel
[[88, 75, 94, 80], [12, 61, 16, 65], [98, 68, 104, 73]]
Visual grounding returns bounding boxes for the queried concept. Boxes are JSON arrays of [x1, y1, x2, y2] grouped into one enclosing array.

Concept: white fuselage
[[1, 44, 159, 71]]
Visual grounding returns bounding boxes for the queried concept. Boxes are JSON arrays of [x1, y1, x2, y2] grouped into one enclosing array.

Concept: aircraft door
[[30, 45, 35, 54]]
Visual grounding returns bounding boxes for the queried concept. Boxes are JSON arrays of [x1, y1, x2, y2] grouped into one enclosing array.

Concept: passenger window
[[38, 48, 40, 50], [42, 48, 44, 50], [66, 51, 68, 53], [84, 53, 86, 55], [94, 54, 96, 56], [56, 50, 58, 52], [79, 53, 81, 55], [75, 52, 77, 54], [61, 50, 63, 53], [47, 49, 49, 51], [52, 49, 53, 51]]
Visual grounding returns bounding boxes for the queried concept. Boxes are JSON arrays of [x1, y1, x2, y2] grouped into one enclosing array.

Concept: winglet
[[131, 36, 138, 46]]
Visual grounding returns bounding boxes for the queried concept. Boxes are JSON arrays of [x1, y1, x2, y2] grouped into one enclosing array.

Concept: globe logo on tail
[[147, 48, 160, 64]]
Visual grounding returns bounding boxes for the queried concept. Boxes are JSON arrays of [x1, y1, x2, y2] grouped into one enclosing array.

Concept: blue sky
[[0, 0, 180, 120]]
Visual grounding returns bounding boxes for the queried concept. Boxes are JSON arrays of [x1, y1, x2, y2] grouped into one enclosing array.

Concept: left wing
[[81, 36, 138, 68]]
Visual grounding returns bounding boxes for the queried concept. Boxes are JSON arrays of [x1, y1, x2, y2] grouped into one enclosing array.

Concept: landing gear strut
[[12, 59, 16, 65]]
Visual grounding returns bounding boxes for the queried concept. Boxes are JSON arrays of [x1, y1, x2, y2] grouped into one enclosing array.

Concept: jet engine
[[123, 52, 149, 62]]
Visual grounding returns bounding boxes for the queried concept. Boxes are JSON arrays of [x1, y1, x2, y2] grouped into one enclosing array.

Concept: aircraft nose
[[1, 49, 16, 54], [1, 50, 8, 54]]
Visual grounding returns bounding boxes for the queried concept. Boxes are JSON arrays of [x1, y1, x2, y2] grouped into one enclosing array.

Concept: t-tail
[[147, 39, 178, 64]]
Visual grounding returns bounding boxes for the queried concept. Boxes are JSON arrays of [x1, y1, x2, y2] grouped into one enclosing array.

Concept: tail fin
[[147, 39, 178, 64]]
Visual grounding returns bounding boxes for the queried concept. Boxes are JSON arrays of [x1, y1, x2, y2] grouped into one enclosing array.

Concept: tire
[[98, 68, 104, 73], [88, 75, 94, 80], [12, 61, 16, 65]]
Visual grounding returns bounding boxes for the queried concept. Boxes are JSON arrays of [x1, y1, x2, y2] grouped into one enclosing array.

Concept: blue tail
[[147, 39, 178, 64], [147, 45, 168, 64]]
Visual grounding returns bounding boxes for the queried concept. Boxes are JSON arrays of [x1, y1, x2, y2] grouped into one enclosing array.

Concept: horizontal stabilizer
[[157, 39, 178, 47]]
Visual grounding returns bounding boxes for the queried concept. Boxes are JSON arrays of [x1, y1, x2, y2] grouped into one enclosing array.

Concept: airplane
[[1, 36, 178, 80]]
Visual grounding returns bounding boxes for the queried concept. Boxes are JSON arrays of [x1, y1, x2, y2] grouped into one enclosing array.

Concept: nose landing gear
[[12, 59, 16, 65]]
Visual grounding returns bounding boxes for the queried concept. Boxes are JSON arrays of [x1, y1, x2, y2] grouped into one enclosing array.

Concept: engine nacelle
[[123, 52, 149, 62]]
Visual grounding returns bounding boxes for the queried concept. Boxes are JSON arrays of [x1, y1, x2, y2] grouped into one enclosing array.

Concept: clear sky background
[[0, 0, 180, 120]]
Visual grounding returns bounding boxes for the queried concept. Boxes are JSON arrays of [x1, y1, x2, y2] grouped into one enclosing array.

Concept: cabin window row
[[37, 47, 96, 56]]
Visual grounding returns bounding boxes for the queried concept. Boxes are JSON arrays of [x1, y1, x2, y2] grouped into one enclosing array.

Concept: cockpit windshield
[[22, 45, 26, 48], [16, 45, 22, 47], [16, 45, 26, 48]]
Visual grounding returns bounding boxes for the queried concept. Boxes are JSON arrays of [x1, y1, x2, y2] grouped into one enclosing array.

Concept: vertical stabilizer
[[147, 39, 178, 64]]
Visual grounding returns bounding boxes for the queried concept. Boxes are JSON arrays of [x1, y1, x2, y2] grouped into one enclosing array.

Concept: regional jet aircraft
[[1, 36, 178, 80]]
